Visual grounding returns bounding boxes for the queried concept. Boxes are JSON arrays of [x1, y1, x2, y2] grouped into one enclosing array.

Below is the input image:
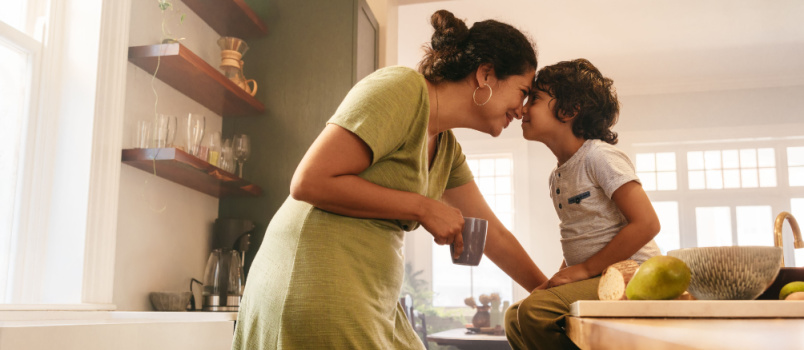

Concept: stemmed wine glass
[[233, 134, 250, 178]]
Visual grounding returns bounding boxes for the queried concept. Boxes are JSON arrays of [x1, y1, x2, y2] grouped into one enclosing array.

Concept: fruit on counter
[[785, 292, 804, 300], [625, 256, 691, 300], [598, 260, 639, 300], [779, 281, 804, 300]]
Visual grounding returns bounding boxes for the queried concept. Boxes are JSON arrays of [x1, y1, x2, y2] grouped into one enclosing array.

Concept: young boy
[[505, 59, 661, 350]]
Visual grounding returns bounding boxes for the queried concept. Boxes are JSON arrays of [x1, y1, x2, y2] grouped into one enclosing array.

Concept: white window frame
[[632, 136, 804, 266], [2, 0, 131, 309]]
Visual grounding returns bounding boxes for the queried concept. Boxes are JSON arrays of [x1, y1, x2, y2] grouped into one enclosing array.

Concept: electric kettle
[[202, 248, 243, 311]]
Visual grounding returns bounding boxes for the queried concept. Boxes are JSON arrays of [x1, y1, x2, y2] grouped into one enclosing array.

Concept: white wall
[[114, 0, 224, 311]]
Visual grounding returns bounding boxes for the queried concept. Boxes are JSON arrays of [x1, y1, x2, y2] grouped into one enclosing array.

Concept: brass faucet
[[774, 212, 804, 267]]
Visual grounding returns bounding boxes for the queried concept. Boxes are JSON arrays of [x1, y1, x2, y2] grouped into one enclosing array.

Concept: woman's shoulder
[[363, 66, 425, 86]]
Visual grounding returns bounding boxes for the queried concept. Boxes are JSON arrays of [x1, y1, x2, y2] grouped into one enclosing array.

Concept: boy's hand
[[536, 263, 592, 290]]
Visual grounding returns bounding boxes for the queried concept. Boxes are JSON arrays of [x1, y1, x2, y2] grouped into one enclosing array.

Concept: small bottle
[[208, 131, 221, 166]]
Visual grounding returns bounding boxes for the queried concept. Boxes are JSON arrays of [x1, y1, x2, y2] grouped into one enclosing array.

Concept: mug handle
[[246, 79, 257, 96]]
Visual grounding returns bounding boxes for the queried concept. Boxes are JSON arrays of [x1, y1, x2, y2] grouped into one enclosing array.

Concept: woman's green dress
[[232, 66, 474, 349]]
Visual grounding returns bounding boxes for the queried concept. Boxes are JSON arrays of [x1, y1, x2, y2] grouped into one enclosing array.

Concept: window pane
[[696, 207, 733, 247], [790, 167, 804, 187], [652, 201, 680, 254], [740, 149, 757, 168], [638, 172, 656, 191], [788, 147, 804, 167], [496, 158, 511, 176], [656, 152, 676, 171], [479, 159, 495, 176], [432, 244, 472, 307], [706, 170, 723, 189], [704, 151, 721, 170], [736, 206, 773, 246], [689, 170, 706, 190], [757, 148, 775, 167], [0, 42, 30, 301], [687, 151, 704, 170], [759, 168, 777, 188], [741, 169, 759, 188], [723, 169, 741, 189], [477, 177, 494, 195], [495, 177, 511, 194], [722, 150, 740, 169], [792, 199, 804, 267], [636, 153, 655, 172], [656, 172, 677, 191], [495, 194, 512, 213]]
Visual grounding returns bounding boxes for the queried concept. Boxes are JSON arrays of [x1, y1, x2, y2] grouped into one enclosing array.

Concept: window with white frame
[[1, 0, 123, 307], [687, 148, 776, 190], [431, 155, 514, 307], [635, 141, 804, 267], [636, 152, 677, 191], [1, 1, 48, 304], [788, 147, 804, 187]]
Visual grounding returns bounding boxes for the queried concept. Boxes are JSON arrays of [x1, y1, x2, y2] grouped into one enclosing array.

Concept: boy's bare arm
[[443, 181, 548, 292], [581, 181, 661, 276]]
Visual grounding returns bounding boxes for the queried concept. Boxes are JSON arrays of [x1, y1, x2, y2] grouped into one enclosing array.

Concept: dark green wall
[[220, 0, 359, 274]]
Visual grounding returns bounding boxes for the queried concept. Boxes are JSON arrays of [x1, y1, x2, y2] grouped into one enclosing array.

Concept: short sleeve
[[586, 145, 640, 198], [445, 139, 474, 189], [327, 67, 427, 164]]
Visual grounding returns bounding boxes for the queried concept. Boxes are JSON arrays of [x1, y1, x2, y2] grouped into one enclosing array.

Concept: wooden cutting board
[[570, 300, 804, 318]]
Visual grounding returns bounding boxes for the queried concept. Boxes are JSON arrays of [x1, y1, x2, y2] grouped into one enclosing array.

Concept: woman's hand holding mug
[[419, 199, 464, 258]]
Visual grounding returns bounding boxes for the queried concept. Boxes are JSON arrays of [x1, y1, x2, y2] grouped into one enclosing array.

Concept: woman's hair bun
[[429, 10, 469, 53], [418, 9, 537, 83]]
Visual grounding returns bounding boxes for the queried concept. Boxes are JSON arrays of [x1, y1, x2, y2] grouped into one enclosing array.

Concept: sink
[[756, 267, 804, 300]]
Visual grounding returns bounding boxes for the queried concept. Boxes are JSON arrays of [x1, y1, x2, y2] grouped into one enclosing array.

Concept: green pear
[[779, 281, 804, 300], [626, 256, 691, 300]]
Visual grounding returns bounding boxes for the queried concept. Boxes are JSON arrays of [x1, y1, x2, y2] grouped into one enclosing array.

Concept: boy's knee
[[504, 300, 520, 328], [518, 290, 562, 324]]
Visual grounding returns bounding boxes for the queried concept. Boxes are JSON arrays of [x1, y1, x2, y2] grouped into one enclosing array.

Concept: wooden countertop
[[566, 317, 804, 350]]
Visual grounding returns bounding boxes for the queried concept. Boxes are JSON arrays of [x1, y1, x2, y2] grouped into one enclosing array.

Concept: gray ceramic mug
[[451, 217, 488, 266]]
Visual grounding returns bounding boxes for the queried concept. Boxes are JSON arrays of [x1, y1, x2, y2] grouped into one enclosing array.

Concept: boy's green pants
[[505, 277, 600, 350]]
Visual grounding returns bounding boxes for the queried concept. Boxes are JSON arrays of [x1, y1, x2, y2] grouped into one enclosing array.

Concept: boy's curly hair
[[533, 59, 619, 144]]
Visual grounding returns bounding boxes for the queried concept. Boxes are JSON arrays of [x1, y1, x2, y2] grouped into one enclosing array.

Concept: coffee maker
[[202, 218, 255, 311]]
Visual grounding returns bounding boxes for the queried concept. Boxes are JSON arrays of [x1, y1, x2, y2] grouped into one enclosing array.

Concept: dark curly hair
[[533, 59, 620, 144], [418, 10, 537, 83]]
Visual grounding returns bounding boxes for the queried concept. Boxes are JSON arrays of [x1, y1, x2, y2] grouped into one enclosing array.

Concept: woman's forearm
[[291, 173, 427, 222]]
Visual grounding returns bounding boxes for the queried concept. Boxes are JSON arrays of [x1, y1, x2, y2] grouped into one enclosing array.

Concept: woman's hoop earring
[[473, 84, 493, 106]]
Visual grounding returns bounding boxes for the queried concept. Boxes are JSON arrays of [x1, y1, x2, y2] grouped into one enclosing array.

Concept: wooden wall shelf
[[128, 43, 265, 117], [183, 0, 267, 39], [122, 148, 262, 198]]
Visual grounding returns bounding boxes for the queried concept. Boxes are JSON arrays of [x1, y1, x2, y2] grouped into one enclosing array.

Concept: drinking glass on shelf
[[233, 134, 250, 178], [135, 120, 151, 148], [154, 114, 176, 148], [186, 113, 205, 157], [220, 138, 235, 173], [207, 131, 222, 166]]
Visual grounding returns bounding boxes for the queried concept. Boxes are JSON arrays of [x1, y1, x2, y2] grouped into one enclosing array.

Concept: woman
[[233, 10, 548, 349]]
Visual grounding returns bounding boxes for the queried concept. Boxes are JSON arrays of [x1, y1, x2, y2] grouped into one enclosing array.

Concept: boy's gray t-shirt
[[550, 139, 661, 267]]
